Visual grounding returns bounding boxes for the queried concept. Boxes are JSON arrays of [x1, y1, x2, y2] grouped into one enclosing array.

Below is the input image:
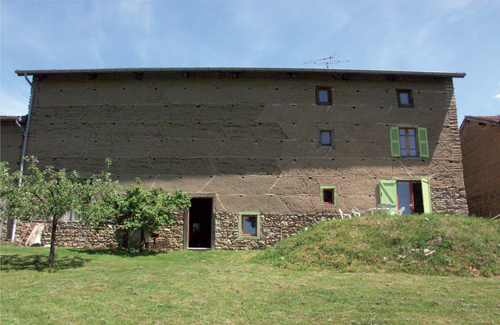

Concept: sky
[[1, 0, 499, 124]]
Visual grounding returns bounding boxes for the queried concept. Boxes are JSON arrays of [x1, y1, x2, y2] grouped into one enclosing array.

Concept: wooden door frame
[[396, 180, 419, 214], [183, 193, 216, 250]]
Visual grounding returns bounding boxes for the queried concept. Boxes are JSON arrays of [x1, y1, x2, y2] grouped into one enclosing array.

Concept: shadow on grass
[[0, 254, 90, 272], [68, 247, 161, 258]]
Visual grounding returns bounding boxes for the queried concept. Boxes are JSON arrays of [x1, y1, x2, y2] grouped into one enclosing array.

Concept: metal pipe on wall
[[5, 73, 34, 242]]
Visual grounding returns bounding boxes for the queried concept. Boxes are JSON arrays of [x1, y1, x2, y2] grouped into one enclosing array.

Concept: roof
[[464, 115, 500, 124], [459, 115, 500, 134], [15, 67, 466, 79], [1, 115, 28, 122]]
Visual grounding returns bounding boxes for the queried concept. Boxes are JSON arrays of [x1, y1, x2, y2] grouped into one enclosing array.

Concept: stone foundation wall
[[215, 212, 337, 250], [1, 220, 121, 248], [1, 194, 470, 252], [431, 187, 468, 215], [1, 211, 186, 250], [2, 211, 337, 251]]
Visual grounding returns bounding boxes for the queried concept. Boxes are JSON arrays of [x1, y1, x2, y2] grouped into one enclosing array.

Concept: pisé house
[[3, 67, 468, 250]]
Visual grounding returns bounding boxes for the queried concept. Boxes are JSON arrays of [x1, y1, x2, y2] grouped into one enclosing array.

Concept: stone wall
[[431, 187, 468, 215], [215, 212, 337, 250], [2, 220, 121, 248], [2, 211, 337, 251]]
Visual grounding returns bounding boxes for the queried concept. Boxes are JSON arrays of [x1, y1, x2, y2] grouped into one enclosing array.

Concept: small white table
[[368, 207, 390, 215]]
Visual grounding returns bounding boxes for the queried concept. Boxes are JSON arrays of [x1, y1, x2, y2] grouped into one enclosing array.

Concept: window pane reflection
[[321, 131, 331, 145], [318, 90, 329, 102], [400, 93, 409, 104], [242, 216, 257, 236]]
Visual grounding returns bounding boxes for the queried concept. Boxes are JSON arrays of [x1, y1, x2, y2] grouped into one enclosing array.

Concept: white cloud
[[495, 94, 500, 99]]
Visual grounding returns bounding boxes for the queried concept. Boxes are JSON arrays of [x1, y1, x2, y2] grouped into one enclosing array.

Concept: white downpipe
[[7, 74, 34, 242]]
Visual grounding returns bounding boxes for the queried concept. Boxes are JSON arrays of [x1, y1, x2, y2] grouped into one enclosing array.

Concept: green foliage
[[255, 214, 500, 277], [0, 157, 119, 222], [0, 157, 120, 266], [107, 178, 191, 242]]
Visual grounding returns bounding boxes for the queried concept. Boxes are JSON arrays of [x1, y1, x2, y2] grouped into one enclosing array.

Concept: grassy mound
[[255, 214, 500, 277]]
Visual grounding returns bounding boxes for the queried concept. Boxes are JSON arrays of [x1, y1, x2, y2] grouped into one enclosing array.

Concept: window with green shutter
[[417, 128, 429, 158], [390, 127, 429, 158], [379, 180, 398, 211], [379, 178, 433, 214], [390, 127, 401, 157]]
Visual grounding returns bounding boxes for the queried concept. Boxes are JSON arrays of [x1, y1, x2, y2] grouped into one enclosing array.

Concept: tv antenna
[[302, 53, 349, 69]]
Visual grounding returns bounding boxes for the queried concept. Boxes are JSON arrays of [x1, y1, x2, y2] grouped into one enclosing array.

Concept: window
[[238, 212, 260, 239], [320, 186, 337, 205], [319, 128, 334, 147], [399, 128, 417, 157], [316, 87, 332, 105], [390, 127, 429, 158], [396, 89, 414, 107], [379, 178, 432, 214], [62, 210, 79, 222]]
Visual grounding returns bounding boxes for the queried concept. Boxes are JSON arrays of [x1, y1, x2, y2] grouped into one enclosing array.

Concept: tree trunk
[[47, 217, 58, 267], [139, 228, 145, 253]]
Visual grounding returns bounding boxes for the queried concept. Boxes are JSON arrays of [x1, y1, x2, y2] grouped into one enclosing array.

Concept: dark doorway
[[187, 198, 213, 249], [412, 182, 424, 214]]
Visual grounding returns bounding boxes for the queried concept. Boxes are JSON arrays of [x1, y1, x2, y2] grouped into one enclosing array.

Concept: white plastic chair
[[338, 209, 351, 219], [391, 206, 405, 216], [351, 207, 365, 217]]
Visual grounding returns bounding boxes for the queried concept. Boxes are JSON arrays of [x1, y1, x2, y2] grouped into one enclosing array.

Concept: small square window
[[316, 87, 332, 105], [318, 128, 334, 147], [320, 186, 337, 206], [396, 89, 414, 107], [242, 216, 257, 236], [62, 210, 79, 222], [238, 212, 260, 239]]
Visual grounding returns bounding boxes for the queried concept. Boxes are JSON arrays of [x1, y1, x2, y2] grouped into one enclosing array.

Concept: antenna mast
[[302, 53, 349, 69]]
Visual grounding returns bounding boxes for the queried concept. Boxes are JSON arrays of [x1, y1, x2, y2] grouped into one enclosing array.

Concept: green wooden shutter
[[390, 127, 401, 157], [421, 177, 432, 213], [418, 127, 429, 158], [379, 180, 398, 210]]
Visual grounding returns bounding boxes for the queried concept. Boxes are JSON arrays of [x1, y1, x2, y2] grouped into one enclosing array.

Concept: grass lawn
[[1, 245, 499, 325]]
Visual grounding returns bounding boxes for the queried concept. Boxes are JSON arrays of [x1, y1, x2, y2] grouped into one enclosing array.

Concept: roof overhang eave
[[15, 67, 467, 79]]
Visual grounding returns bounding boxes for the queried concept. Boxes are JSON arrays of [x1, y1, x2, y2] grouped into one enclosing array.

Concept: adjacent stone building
[[459, 115, 500, 218], [4, 67, 468, 249]]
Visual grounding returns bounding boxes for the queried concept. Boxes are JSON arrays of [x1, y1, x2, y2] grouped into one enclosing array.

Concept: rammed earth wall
[[3, 68, 469, 250], [459, 118, 500, 218], [20, 70, 468, 217]]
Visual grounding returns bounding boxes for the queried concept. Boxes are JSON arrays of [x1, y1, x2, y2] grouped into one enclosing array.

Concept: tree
[[106, 178, 191, 252], [0, 157, 120, 266]]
